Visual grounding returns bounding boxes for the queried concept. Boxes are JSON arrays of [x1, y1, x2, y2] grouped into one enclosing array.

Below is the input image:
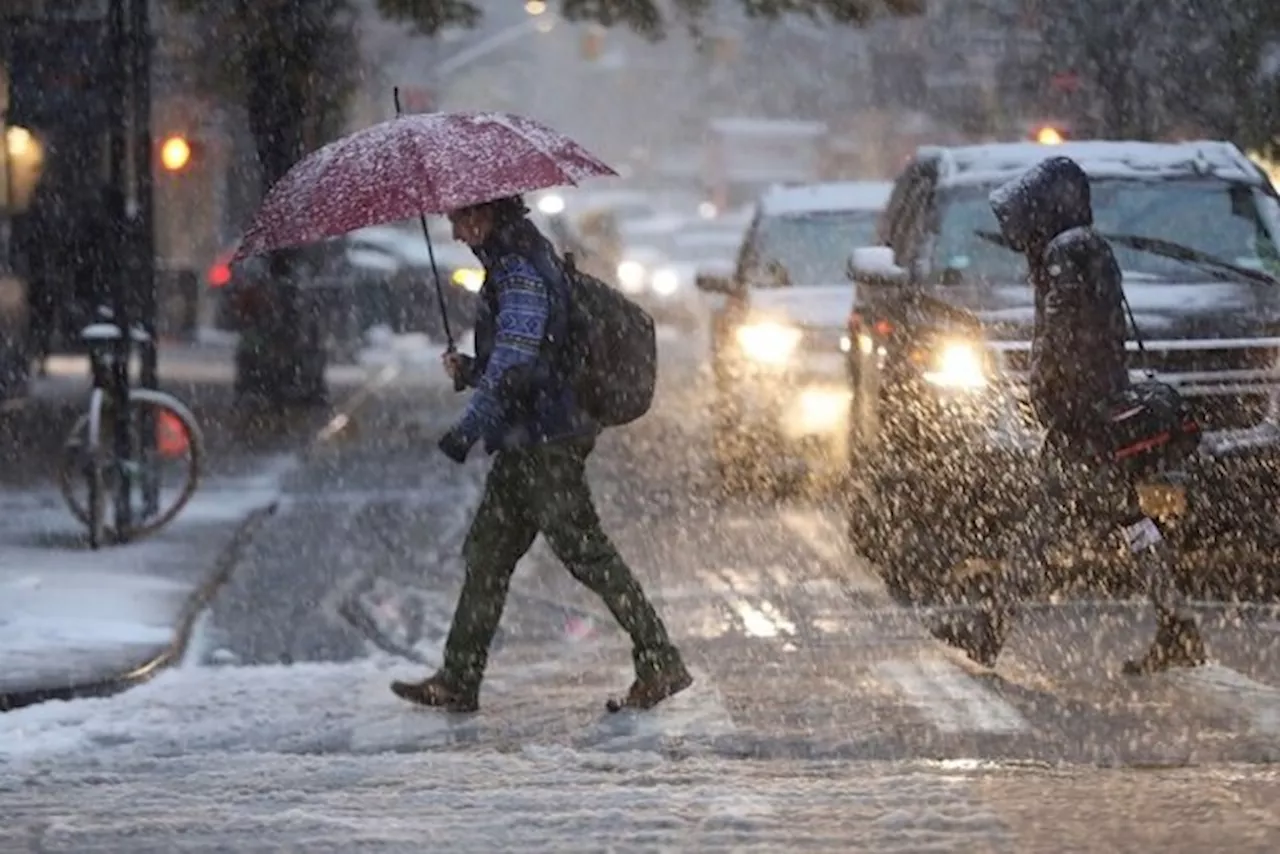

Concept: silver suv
[[696, 180, 891, 489]]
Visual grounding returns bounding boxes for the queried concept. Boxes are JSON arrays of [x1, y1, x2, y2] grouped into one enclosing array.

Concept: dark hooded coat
[[989, 156, 1130, 443]]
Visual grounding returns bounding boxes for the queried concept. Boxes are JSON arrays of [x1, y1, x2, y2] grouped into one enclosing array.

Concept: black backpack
[[510, 244, 657, 428], [554, 253, 657, 427]]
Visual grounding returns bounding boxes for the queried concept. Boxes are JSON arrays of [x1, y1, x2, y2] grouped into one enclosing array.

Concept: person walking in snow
[[391, 195, 691, 713], [928, 156, 1207, 675]]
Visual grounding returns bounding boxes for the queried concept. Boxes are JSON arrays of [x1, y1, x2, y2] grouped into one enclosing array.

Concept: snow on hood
[[938, 140, 1265, 188], [747, 285, 853, 328], [761, 181, 892, 217], [350, 226, 477, 269]]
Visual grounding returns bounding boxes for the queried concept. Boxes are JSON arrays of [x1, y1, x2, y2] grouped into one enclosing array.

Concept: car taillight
[[847, 312, 894, 339]]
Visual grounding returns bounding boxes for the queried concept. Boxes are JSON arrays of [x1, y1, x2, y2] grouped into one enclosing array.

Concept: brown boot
[[607, 657, 693, 712], [1122, 616, 1207, 675], [390, 672, 479, 712]]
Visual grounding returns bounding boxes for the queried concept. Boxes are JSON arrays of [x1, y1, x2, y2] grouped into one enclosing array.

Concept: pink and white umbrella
[[233, 109, 616, 261]]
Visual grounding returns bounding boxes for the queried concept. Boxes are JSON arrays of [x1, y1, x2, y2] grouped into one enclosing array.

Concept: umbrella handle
[[448, 343, 466, 393], [416, 212, 456, 351]]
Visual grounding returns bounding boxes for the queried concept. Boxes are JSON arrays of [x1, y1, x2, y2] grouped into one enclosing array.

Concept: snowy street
[[3, 331, 1280, 850], [9, 0, 1280, 846]]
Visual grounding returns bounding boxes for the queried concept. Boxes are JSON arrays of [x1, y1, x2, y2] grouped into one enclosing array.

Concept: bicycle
[[58, 312, 206, 549]]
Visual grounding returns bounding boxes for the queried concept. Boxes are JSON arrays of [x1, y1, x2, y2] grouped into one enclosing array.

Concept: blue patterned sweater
[[453, 232, 595, 453]]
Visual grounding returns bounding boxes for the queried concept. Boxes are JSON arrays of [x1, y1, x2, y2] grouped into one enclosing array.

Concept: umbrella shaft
[[418, 213, 455, 350]]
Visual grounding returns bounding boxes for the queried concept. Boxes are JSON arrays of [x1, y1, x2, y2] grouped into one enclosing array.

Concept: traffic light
[[159, 134, 194, 172]]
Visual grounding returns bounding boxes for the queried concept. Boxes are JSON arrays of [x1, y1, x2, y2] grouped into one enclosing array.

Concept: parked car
[[843, 139, 1280, 599], [345, 223, 482, 338], [695, 180, 892, 488], [207, 221, 480, 357]]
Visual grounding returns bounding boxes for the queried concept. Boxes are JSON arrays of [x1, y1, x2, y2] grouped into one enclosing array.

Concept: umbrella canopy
[[233, 110, 617, 262]]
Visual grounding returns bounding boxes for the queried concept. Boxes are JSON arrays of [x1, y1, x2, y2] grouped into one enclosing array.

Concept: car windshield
[[932, 178, 1280, 283], [666, 233, 742, 264], [744, 210, 880, 286]]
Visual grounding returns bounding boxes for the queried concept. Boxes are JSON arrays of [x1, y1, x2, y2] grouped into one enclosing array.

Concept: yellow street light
[[525, 0, 547, 15]]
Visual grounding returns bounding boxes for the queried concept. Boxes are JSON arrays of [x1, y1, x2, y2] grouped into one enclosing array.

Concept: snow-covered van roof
[[759, 180, 893, 217], [919, 140, 1268, 188]]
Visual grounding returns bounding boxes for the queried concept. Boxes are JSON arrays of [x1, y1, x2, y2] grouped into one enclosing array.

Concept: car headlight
[[735, 322, 802, 365], [451, 267, 484, 292], [922, 340, 987, 389], [650, 267, 680, 296], [617, 260, 646, 293], [537, 193, 565, 215]]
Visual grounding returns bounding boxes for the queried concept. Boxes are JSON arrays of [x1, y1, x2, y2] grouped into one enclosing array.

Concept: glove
[[437, 427, 474, 464], [442, 351, 474, 393]]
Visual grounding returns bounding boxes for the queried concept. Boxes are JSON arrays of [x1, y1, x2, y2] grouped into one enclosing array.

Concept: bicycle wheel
[[59, 388, 110, 546], [85, 388, 107, 548], [121, 388, 205, 541], [58, 389, 205, 542]]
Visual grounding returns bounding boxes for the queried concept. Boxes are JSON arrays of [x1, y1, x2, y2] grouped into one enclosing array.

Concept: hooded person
[[391, 195, 692, 713], [928, 156, 1206, 674]]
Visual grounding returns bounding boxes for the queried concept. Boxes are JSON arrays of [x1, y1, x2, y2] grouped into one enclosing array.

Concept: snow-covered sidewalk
[[0, 460, 292, 706]]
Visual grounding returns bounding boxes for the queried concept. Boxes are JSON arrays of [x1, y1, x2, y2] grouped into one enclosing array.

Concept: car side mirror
[[695, 273, 736, 294], [847, 245, 908, 287]]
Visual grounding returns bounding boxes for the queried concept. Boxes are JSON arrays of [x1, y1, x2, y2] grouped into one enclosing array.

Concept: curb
[[0, 364, 402, 713]]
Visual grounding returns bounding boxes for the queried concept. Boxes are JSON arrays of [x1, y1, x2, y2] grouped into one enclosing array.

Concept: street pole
[[107, 0, 134, 536], [129, 0, 159, 516]]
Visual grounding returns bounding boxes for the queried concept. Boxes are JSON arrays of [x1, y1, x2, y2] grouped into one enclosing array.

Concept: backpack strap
[[1119, 289, 1144, 357], [510, 242, 576, 375]]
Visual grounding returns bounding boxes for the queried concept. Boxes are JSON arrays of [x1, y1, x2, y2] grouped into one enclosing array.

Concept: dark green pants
[[442, 438, 677, 691]]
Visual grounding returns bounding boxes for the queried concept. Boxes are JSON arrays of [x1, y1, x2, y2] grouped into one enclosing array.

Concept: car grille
[[992, 342, 1280, 431], [1187, 394, 1272, 430], [797, 325, 847, 354], [998, 345, 1275, 375]]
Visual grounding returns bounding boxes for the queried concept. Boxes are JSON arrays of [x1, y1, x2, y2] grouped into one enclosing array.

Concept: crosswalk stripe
[[781, 509, 889, 596], [876, 657, 1031, 735], [1171, 664, 1280, 736]]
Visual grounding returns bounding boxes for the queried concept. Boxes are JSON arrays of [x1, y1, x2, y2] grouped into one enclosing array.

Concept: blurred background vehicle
[[207, 220, 481, 356], [696, 179, 892, 489], [614, 212, 747, 330], [204, 219, 481, 403]]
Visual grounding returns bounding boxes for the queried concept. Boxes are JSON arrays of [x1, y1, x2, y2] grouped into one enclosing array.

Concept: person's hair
[[455, 195, 528, 225]]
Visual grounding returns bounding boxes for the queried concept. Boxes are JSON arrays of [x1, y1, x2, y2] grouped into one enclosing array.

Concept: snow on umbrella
[[232, 104, 617, 353], [233, 110, 617, 261]]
